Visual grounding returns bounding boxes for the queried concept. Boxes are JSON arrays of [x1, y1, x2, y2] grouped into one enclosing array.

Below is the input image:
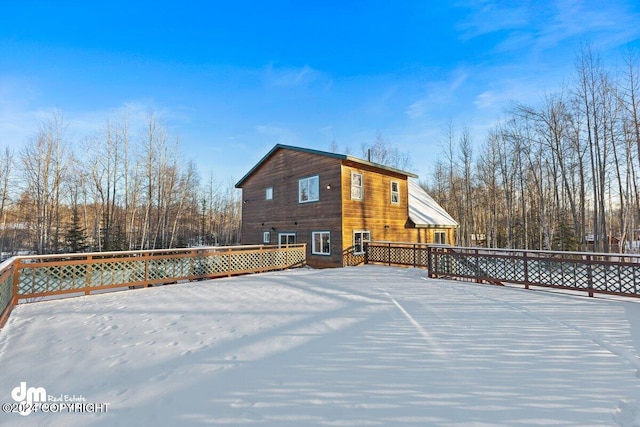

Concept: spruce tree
[[65, 207, 88, 253]]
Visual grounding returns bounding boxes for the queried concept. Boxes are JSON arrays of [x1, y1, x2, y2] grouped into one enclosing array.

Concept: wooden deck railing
[[0, 244, 306, 328], [365, 241, 640, 298]]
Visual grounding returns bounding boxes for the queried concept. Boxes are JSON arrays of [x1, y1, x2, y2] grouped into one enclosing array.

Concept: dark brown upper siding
[[239, 149, 343, 267]]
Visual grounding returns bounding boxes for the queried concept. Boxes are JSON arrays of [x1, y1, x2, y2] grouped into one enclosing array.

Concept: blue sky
[[1, 1, 640, 184]]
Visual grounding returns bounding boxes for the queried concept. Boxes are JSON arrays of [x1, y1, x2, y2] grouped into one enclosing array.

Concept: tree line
[[4, 44, 638, 257], [425, 46, 640, 253], [0, 113, 241, 257]]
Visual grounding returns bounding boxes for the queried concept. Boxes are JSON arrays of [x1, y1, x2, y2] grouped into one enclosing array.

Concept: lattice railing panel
[[477, 257, 521, 282], [272, 251, 286, 266], [19, 264, 89, 295], [149, 258, 192, 281], [192, 255, 229, 276], [0, 270, 13, 315], [617, 265, 638, 294], [367, 246, 386, 263], [392, 247, 413, 265], [431, 253, 457, 275], [289, 247, 305, 265], [430, 248, 640, 296], [568, 264, 590, 289], [415, 248, 429, 267], [0, 245, 307, 328], [231, 252, 262, 272], [89, 261, 146, 287], [591, 265, 610, 292]]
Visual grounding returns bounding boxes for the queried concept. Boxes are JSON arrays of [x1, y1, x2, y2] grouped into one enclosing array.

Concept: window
[[263, 231, 271, 243], [279, 232, 296, 246], [390, 181, 399, 204], [434, 231, 446, 245], [353, 230, 371, 255], [312, 231, 331, 255], [351, 172, 363, 200], [299, 176, 319, 203], [265, 187, 273, 200]]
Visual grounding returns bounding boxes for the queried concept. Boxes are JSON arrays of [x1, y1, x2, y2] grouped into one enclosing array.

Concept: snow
[[408, 179, 458, 228], [1, 265, 640, 426], [626, 241, 640, 254]]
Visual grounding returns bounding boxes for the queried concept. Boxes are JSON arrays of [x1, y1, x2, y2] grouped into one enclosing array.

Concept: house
[[235, 144, 458, 268]]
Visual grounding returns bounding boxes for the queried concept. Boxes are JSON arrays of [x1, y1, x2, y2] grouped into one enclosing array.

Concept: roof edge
[[343, 155, 418, 179], [235, 144, 347, 188], [235, 144, 417, 188]]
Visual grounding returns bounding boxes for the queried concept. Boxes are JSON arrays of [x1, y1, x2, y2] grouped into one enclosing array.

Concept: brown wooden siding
[[239, 147, 457, 268], [240, 149, 344, 267]]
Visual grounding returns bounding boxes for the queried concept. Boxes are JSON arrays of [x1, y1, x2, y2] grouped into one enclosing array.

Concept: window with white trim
[[390, 181, 399, 204], [265, 187, 273, 200], [299, 176, 319, 203], [353, 230, 371, 255], [434, 231, 446, 244], [279, 232, 296, 246], [312, 231, 331, 255], [351, 172, 363, 200], [263, 231, 271, 243]]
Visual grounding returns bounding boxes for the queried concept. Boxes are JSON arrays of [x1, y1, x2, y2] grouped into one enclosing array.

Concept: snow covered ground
[[1, 265, 640, 426]]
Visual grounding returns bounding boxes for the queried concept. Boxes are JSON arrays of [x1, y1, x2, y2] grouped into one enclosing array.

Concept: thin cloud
[[263, 63, 328, 88], [455, 1, 529, 40], [0, 84, 193, 153], [456, 0, 640, 53], [405, 70, 468, 119]]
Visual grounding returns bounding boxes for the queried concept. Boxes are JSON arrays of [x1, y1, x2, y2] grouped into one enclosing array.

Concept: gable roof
[[235, 144, 418, 188], [408, 179, 458, 228]]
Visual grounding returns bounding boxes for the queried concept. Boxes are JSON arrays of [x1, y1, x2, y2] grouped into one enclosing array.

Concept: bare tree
[[361, 131, 413, 171], [0, 147, 13, 257], [20, 112, 70, 254]]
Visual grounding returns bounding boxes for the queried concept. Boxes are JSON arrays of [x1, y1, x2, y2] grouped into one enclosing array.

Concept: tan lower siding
[[341, 226, 457, 266]]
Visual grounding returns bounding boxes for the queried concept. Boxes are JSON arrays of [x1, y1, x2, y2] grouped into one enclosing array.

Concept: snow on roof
[[408, 179, 458, 228]]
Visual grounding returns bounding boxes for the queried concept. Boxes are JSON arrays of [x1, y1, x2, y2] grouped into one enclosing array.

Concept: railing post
[[144, 251, 150, 287], [586, 255, 594, 297], [286, 245, 290, 267], [260, 246, 265, 273], [0, 264, 16, 329], [387, 242, 391, 266], [11, 259, 20, 305], [227, 248, 232, 277], [364, 242, 369, 265], [413, 244, 416, 268], [427, 246, 434, 278], [85, 255, 93, 295], [190, 249, 196, 281], [523, 251, 529, 290], [474, 249, 480, 283]]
